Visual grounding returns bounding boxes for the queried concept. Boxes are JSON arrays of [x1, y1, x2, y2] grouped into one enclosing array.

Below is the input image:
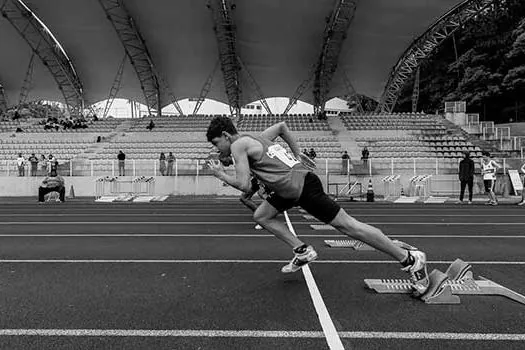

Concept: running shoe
[[281, 245, 318, 273], [518, 201, 525, 206], [254, 224, 263, 230], [401, 250, 429, 297]]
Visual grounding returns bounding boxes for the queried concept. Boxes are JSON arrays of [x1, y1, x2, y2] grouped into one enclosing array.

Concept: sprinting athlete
[[206, 116, 429, 296], [481, 151, 501, 206]]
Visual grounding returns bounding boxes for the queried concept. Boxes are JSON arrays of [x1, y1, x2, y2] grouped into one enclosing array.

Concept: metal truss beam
[[377, 0, 496, 113], [1, 0, 84, 115], [207, 0, 241, 116], [193, 60, 219, 116], [341, 69, 363, 113], [0, 84, 8, 115], [102, 53, 126, 118], [158, 76, 184, 116], [18, 52, 35, 105], [412, 66, 421, 113], [313, 0, 358, 114], [238, 57, 272, 115], [283, 65, 316, 115], [98, 0, 165, 116]]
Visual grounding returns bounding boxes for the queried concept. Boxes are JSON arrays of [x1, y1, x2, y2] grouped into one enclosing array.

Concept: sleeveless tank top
[[244, 135, 308, 200], [482, 160, 496, 180]]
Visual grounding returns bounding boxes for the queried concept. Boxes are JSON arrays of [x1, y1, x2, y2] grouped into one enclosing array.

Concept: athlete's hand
[[299, 153, 317, 171], [207, 159, 225, 177]]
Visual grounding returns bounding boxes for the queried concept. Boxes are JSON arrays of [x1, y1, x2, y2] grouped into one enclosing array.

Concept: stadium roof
[[0, 0, 464, 109]]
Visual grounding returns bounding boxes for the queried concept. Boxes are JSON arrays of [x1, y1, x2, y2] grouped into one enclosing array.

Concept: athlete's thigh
[[254, 199, 282, 221]]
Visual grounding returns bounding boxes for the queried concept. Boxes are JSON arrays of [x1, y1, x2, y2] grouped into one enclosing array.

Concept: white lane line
[[2, 213, 525, 217], [0, 329, 523, 341], [283, 211, 344, 350], [0, 259, 523, 265], [1, 222, 525, 225], [0, 234, 523, 238]]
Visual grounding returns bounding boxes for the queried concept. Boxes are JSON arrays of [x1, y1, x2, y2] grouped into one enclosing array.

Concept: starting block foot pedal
[[420, 270, 461, 304], [445, 258, 473, 281]]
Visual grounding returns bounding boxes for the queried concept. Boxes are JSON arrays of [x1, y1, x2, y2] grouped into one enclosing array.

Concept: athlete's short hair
[[206, 116, 238, 142], [482, 151, 490, 157]]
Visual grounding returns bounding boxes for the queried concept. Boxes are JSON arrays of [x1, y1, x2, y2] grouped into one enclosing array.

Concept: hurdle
[[382, 175, 401, 201]]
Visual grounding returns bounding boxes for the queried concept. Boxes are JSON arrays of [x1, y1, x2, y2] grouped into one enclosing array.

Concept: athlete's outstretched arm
[[261, 122, 300, 157]]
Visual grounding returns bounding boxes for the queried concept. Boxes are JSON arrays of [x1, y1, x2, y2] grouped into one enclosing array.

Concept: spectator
[[38, 169, 65, 203], [40, 154, 47, 175], [96, 135, 101, 143], [518, 162, 525, 206], [167, 152, 176, 176], [117, 150, 126, 176], [342, 151, 350, 175], [361, 147, 369, 165], [159, 152, 166, 176], [28, 153, 39, 177], [481, 151, 501, 206], [48, 154, 57, 175], [309, 148, 317, 160], [146, 120, 155, 131], [303, 148, 308, 156], [16, 153, 25, 177], [456, 151, 475, 204]]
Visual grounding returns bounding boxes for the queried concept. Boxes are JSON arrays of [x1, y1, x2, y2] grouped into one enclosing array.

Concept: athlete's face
[[211, 133, 231, 156]]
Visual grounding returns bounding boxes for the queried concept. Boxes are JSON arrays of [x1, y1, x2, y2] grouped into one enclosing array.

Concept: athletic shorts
[[266, 172, 341, 224], [484, 179, 495, 193]]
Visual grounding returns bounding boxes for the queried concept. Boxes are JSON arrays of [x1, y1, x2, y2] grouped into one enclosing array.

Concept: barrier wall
[[0, 174, 514, 198]]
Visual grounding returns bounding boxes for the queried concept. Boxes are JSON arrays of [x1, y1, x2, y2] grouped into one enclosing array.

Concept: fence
[[2, 157, 524, 178]]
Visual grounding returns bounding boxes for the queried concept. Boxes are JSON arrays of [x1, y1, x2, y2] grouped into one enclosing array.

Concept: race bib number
[[267, 144, 299, 168]]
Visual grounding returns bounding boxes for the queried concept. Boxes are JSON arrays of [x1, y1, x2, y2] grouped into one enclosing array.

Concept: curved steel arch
[[377, 0, 496, 114], [98, 0, 183, 116], [1, 0, 84, 115], [0, 83, 8, 114], [313, 0, 358, 114]]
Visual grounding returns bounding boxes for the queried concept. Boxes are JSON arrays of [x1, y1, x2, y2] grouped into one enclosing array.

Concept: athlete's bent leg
[[253, 201, 303, 248]]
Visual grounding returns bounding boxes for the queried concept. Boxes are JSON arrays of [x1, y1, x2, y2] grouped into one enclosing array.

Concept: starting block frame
[[325, 239, 418, 252], [364, 259, 525, 305]]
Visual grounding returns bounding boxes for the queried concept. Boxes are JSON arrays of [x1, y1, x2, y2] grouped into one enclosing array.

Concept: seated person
[[38, 169, 66, 203]]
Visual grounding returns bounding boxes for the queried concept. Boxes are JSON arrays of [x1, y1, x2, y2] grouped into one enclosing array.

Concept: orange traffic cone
[[366, 179, 374, 202]]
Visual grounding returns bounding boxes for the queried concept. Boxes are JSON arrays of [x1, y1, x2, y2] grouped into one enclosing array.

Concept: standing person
[[361, 147, 369, 165], [28, 153, 39, 177], [166, 152, 176, 176], [206, 116, 429, 295], [456, 151, 475, 204], [16, 153, 25, 177], [481, 151, 501, 206], [518, 162, 525, 206], [117, 150, 126, 176], [341, 151, 350, 175], [48, 154, 58, 175], [159, 152, 166, 176], [40, 154, 47, 176]]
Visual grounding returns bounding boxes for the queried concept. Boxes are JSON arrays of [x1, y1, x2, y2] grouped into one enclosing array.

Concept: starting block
[[364, 259, 525, 305], [325, 239, 417, 252]]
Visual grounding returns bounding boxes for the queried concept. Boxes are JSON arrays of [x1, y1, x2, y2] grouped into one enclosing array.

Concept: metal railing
[[2, 157, 524, 178]]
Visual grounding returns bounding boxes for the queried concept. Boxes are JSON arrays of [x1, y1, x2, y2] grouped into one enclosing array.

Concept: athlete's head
[[482, 151, 490, 160], [206, 116, 238, 156]]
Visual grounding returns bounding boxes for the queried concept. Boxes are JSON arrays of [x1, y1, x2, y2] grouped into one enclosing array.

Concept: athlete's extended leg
[[299, 172, 429, 295]]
